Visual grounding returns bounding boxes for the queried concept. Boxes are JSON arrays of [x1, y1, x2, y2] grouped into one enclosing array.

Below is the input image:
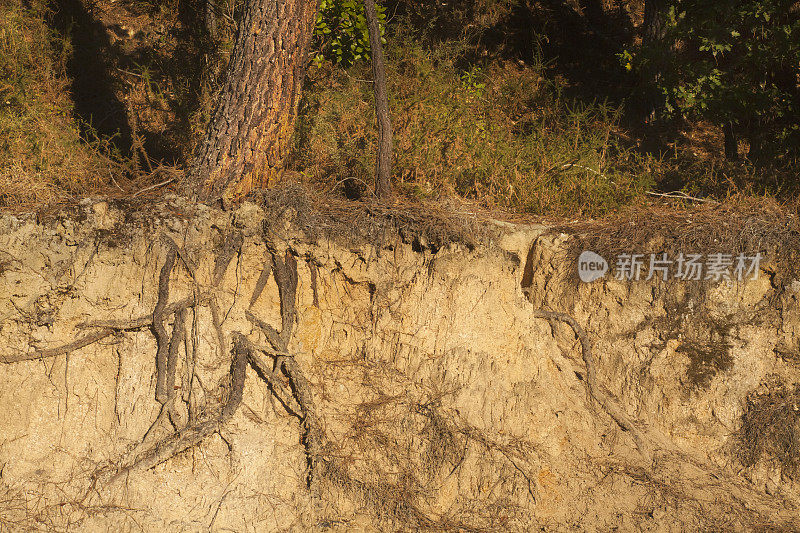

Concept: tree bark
[[642, 0, 668, 46], [364, 0, 393, 199], [190, 0, 320, 202], [640, 0, 670, 121], [205, 0, 216, 36], [724, 121, 739, 161]]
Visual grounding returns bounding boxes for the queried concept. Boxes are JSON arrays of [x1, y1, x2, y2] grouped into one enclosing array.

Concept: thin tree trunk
[[643, 0, 668, 46], [724, 121, 739, 161], [190, 0, 319, 202], [641, 0, 669, 121], [364, 0, 393, 199], [205, 0, 216, 36]]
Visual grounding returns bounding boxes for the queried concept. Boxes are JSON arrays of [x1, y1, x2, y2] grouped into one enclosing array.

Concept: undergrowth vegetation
[[0, 0, 797, 217], [0, 0, 109, 208], [295, 33, 656, 216]]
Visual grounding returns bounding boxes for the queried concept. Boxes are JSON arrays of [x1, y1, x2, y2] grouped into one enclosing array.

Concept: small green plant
[[459, 66, 486, 99], [314, 0, 386, 67]]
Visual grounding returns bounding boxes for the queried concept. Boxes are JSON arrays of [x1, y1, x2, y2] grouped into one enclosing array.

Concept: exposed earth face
[[1, 197, 799, 531]]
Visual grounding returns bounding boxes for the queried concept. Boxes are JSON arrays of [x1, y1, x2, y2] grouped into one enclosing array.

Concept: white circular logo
[[578, 251, 608, 282]]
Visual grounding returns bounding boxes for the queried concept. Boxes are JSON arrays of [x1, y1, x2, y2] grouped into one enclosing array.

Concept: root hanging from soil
[[2, 328, 116, 363], [4, 233, 528, 529], [101, 242, 322, 488], [154, 243, 177, 405], [245, 248, 322, 487], [533, 309, 651, 460], [3, 235, 323, 497], [2, 295, 212, 363], [108, 339, 245, 484]]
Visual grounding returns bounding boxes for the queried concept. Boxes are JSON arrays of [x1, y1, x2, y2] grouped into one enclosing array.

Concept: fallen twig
[[646, 190, 718, 204], [131, 178, 175, 198]]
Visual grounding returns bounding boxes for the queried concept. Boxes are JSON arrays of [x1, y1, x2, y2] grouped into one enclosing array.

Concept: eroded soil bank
[[1, 197, 799, 531]]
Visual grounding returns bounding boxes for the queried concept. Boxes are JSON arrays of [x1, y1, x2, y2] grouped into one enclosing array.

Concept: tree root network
[[3, 234, 322, 492]]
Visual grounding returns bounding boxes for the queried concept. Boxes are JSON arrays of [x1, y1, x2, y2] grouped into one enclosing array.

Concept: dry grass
[[0, 0, 195, 213], [0, 0, 114, 210], [557, 195, 800, 278]]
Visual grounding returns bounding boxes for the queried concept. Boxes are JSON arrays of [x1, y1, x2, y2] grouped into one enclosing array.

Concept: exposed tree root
[[319, 460, 437, 530], [103, 244, 322, 486], [5, 236, 324, 500], [245, 248, 321, 487], [244, 342, 302, 415], [154, 244, 177, 404], [212, 231, 244, 287], [248, 261, 273, 310], [105, 312, 239, 482], [2, 328, 116, 363], [166, 308, 187, 404], [533, 309, 652, 461], [2, 296, 211, 363], [80, 297, 208, 330]]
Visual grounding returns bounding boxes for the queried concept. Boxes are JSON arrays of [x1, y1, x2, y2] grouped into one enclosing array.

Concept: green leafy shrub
[[627, 0, 800, 164], [314, 0, 386, 66]]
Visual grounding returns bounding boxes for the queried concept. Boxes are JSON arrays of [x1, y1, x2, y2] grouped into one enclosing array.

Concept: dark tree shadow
[[47, 0, 132, 156], [496, 0, 635, 107], [386, 0, 636, 107], [113, 0, 214, 166], [45, 0, 218, 168]]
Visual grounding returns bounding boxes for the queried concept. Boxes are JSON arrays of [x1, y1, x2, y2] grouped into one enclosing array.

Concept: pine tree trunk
[[364, 0, 393, 199], [190, 0, 319, 202]]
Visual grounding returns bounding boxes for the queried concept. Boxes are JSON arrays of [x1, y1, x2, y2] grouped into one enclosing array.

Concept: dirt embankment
[[1, 197, 799, 531]]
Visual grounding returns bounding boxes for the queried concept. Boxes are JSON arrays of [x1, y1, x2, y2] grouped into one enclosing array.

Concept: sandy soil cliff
[[1, 197, 799, 531]]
